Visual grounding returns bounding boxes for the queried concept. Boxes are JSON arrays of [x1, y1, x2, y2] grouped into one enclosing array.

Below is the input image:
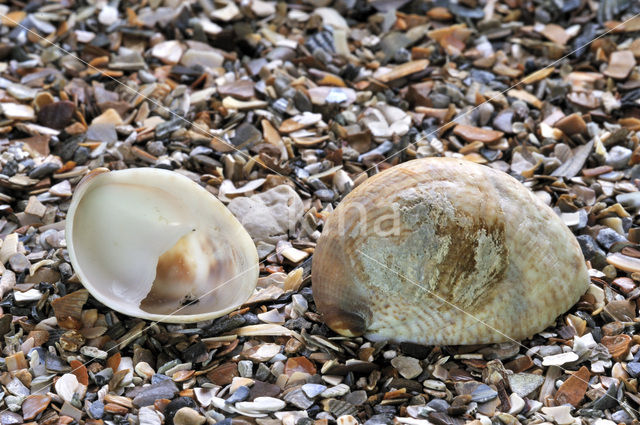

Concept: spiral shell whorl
[[312, 158, 589, 345]]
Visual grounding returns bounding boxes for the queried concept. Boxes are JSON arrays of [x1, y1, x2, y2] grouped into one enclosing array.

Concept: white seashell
[[257, 308, 285, 324], [139, 406, 164, 425], [194, 387, 219, 408], [66, 168, 259, 323], [134, 362, 155, 379], [235, 397, 286, 413], [14, 289, 43, 302], [210, 396, 237, 414], [541, 352, 579, 366], [55, 373, 79, 403], [337, 415, 360, 425], [320, 383, 350, 398]]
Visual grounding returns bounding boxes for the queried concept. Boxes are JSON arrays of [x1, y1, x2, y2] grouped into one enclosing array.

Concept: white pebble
[[337, 415, 359, 425], [139, 406, 164, 425], [98, 5, 119, 26], [55, 373, 79, 403], [508, 393, 525, 415], [541, 351, 579, 366], [135, 362, 155, 379]]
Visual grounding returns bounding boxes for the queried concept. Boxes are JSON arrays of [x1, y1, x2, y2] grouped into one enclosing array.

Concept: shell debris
[[0, 0, 637, 423]]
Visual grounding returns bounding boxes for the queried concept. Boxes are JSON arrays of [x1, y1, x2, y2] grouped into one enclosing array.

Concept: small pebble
[[302, 383, 327, 398], [390, 356, 422, 379], [173, 407, 206, 425]]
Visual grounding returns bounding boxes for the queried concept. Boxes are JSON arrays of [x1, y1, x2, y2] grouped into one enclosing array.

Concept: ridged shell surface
[[312, 158, 589, 345]]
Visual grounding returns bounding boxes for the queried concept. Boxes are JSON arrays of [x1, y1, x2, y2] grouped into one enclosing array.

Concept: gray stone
[[606, 146, 632, 170], [157, 359, 180, 375], [132, 379, 179, 407], [93, 368, 113, 386], [247, 58, 268, 76], [28, 162, 60, 179], [321, 384, 350, 398], [44, 353, 68, 373], [314, 189, 335, 202], [267, 47, 296, 62], [109, 52, 146, 71], [6, 378, 29, 397], [430, 93, 451, 109], [493, 110, 514, 133], [596, 227, 628, 250], [576, 235, 607, 268], [390, 356, 422, 379], [80, 346, 108, 359], [364, 413, 395, 425], [9, 253, 30, 273], [470, 384, 498, 403], [592, 383, 618, 410], [255, 363, 271, 381], [89, 400, 104, 419], [238, 360, 253, 378], [627, 362, 640, 378], [283, 388, 314, 409], [612, 409, 632, 424], [450, 3, 484, 18], [301, 384, 327, 398], [507, 373, 545, 398], [227, 185, 304, 245], [426, 399, 450, 412], [86, 123, 117, 144], [181, 49, 224, 69], [344, 390, 368, 406], [380, 32, 411, 59], [476, 103, 495, 127], [616, 192, 640, 209], [0, 411, 23, 425], [538, 345, 562, 357], [73, 147, 90, 164], [155, 118, 183, 139], [231, 123, 262, 149], [146, 141, 167, 157], [226, 386, 249, 404], [4, 395, 25, 412]]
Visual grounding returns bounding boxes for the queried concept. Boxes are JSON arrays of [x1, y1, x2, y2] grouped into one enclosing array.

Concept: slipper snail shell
[[312, 158, 589, 345], [66, 168, 259, 322]]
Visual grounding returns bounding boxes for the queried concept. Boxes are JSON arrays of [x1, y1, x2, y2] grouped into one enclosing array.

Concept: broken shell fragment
[[312, 158, 589, 345], [66, 168, 259, 322]]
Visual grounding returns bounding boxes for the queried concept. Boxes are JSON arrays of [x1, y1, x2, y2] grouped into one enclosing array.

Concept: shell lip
[[65, 168, 259, 324], [320, 309, 368, 337]]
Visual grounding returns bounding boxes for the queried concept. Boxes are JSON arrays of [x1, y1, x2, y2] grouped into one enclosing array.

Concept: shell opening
[[67, 168, 259, 322], [139, 228, 246, 316], [323, 310, 368, 337]]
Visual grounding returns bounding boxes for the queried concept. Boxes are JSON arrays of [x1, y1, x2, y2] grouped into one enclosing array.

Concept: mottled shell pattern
[[312, 158, 590, 345]]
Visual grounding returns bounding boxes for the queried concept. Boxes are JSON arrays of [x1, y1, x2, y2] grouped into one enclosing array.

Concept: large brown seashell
[[312, 158, 589, 345]]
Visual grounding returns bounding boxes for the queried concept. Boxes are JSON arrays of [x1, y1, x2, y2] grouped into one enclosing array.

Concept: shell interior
[[66, 169, 259, 322]]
